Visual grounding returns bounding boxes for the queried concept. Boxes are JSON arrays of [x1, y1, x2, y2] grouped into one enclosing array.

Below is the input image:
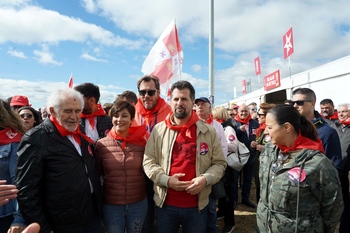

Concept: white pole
[[209, 0, 214, 106]]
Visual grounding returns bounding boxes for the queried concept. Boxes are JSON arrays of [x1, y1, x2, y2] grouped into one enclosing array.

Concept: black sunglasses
[[289, 100, 312, 106], [139, 89, 157, 97], [20, 113, 33, 119], [257, 113, 266, 117]]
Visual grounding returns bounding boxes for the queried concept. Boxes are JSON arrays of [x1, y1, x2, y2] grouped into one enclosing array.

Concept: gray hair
[[47, 88, 84, 113], [338, 103, 350, 109]]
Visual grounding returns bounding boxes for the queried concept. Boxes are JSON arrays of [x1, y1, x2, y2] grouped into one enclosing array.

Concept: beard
[[174, 107, 190, 119], [56, 113, 78, 132]]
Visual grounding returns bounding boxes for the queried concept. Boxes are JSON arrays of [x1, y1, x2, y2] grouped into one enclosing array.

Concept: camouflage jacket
[[256, 142, 343, 233]]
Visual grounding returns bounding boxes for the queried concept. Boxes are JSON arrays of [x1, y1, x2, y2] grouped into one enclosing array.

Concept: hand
[[251, 141, 257, 149], [240, 125, 245, 131], [0, 181, 18, 206], [168, 174, 193, 191], [7, 225, 26, 233], [22, 223, 41, 233], [185, 176, 207, 195], [256, 144, 264, 152]]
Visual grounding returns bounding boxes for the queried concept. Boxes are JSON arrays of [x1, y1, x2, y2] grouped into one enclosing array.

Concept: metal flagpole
[[209, 0, 214, 106]]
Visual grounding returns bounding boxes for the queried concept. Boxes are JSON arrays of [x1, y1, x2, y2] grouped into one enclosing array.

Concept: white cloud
[[0, 0, 30, 7], [191, 64, 201, 72], [81, 0, 97, 13], [33, 44, 62, 66], [81, 53, 108, 62], [7, 48, 27, 58]]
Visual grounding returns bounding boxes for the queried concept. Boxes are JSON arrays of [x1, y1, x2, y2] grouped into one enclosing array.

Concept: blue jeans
[[103, 198, 147, 233], [156, 204, 207, 233], [233, 153, 255, 201], [207, 195, 217, 233]]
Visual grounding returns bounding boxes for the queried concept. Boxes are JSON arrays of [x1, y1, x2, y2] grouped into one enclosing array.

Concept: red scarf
[[255, 123, 266, 138], [277, 132, 324, 154], [205, 115, 214, 125], [216, 119, 224, 123], [108, 125, 147, 149], [340, 118, 350, 125], [80, 104, 106, 130], [165, 110, 199, 131], [50, 116, 94, 146], [135, 97, 167, 118], [324, 112, 338, 121], [234, 114, 252, 124], [0, 128, 22, 145]]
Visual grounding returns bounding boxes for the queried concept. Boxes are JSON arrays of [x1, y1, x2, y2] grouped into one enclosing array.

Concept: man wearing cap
[[74, 83, 113, 142], [195, 97, 228, 233], [10, 95, 30, 112]]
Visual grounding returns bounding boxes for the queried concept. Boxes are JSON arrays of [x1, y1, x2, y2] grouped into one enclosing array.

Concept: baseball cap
[[232, 104, 239, 109], [10, 95, 31, 107], [195, 97, 211, 105]]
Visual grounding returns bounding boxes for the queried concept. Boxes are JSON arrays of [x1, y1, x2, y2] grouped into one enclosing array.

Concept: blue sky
[[1, 0, 350, 109]]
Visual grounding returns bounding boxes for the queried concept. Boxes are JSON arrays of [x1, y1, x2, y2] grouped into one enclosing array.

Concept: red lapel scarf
[[80, 104, 106, 130], [324, 112, 338, 121], [50, 116, 94, 146], [0, 129, 22, 145], [234, 114, 252, 124], [340, 118, 350, 125], [135, 97, 167, 118], [255, 123, 266, 138], [108, 125, 147, 149], [165, 110, 199, 131], [277, 132, 324, 154]]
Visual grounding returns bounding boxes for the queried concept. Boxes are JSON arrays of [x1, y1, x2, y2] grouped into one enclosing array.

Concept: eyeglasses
[[257, 113, 266, 117], [289, 100, 312, 106], [250, 108, 258, 111], [229, 114, 235, 116], [20, 113, 33, 119], [139, 90, 157, 97]]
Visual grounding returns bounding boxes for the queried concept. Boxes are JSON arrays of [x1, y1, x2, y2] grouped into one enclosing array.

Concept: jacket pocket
[[0, 144, 11, 171]]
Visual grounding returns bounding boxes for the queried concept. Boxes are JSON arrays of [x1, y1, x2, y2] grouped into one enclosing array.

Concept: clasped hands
[[167, 173, 207, 195]]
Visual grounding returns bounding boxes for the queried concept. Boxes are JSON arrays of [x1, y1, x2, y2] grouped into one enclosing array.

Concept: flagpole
[[209, 0, 214, 106]]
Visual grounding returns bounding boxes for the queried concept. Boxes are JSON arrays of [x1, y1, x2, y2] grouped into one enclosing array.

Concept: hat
[[10, 95, 31, 107], [195, 97, 211, 105], [232, 104, 239, 109]]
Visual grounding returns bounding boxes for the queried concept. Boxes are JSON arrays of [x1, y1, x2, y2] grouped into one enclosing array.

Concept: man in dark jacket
[[15, 88, 102, 233], [74, 82, 113, 142]]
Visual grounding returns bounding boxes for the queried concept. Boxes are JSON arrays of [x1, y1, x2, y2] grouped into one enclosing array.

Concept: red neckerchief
[[205, 115, 214, 125], [135, 97, 167, 118], [50, 116, 94, 146], [0, 129, 22, 145], [216, 119, 224, 123], [255, 123, 266, 138], [277, 132, 324, 154], [324, 112, 338, 120], [234, 114, 252, 124], [165, 110, 199, 131], [108, 125, 147, 149], [340, 118, 350, 125], [80, 104, 106, 130]]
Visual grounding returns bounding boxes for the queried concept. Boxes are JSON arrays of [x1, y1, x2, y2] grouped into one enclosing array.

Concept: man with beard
[[134, 75, 171, 233], [143, 81, 226, 233], [15, 88, 103, 233], [75, 83, 113, 142], [320, 98, 338, 122]]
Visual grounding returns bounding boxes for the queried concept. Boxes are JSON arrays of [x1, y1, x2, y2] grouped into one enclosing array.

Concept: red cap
[[232, 104, 239, 109], [10, 95, 31, 107]]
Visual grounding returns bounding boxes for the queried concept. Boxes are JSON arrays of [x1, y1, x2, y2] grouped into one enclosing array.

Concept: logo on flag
[[283, 27, 294, 59], [141, 19, 183, 85], [254, 57, 261, 75]]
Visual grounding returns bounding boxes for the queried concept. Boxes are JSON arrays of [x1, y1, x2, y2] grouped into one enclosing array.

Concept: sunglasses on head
[[20, 113, 33, 119], [289, 100, 312, 106], [139, 89, 157, 97]]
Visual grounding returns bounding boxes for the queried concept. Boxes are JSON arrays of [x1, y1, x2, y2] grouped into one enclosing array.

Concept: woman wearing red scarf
[[256, 105, 343, 233], [0, 99, 25, 232], [94, 101, 148, 233], [250, 102, 275, 203]]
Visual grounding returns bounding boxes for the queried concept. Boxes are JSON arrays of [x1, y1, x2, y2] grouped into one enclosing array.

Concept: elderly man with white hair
[[16, 88, 102, 233]]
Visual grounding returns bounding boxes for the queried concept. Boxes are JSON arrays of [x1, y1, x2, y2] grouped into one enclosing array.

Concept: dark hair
[[109, 101, 135, 120], [320, 98, 334, 106], [137, 75, 160, 90], [291, 88, 316, 102], [268, 105, 318, 141], [74, 83, 100, 102], [114, 90, 138, 105], [0, 99, 25, 134], [18, 106, 42, 127], [170, 81, 195, 101]]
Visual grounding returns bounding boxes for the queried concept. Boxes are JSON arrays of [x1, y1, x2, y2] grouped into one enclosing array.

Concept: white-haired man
[[16, 88, 102, 233]]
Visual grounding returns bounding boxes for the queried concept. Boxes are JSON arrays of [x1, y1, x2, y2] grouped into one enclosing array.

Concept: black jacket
[[16, 119, 102, 233], [80, 115, 113, 140]]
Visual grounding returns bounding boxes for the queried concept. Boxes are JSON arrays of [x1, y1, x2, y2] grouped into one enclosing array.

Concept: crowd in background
[[0, 77, 350, 233]]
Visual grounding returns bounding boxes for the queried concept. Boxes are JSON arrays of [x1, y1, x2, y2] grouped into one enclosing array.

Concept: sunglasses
[[20, 113, 33, 119], [229, 114, 235, 116], [257, 113, 266, 117], [250, 108, 258, 111], [289, 100, 312, 106], [139, 89, 157, 97]]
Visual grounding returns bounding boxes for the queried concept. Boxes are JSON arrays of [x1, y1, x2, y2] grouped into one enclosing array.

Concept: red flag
[[242, 80, 247, 94], [283, 27, 294, 59], [166, 87, 171, 104], [68, 74, 73, 88], [254, 57, 261, 75], [141, 19, 183, 84]]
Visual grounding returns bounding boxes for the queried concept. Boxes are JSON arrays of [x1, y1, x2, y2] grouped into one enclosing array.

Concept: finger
[[173, 173, 186, 178], [22, 223, 41, 233]]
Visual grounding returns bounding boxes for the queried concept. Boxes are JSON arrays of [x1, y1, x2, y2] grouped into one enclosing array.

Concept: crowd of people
[[0, 77, 349, 233]]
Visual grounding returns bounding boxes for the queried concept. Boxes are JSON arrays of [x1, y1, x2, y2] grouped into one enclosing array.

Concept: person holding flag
[[74, 83, 113, 142]]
